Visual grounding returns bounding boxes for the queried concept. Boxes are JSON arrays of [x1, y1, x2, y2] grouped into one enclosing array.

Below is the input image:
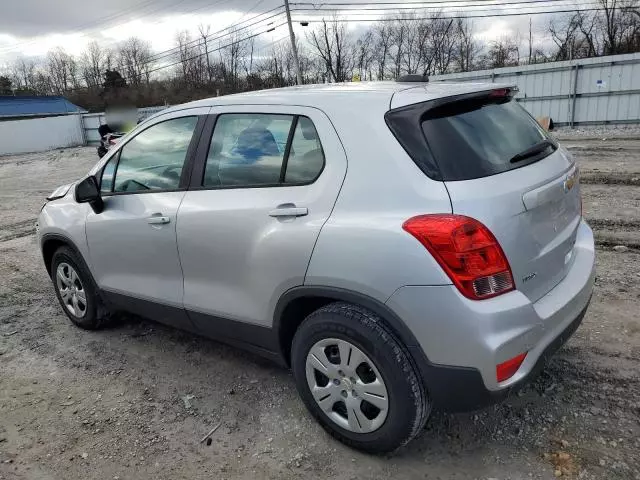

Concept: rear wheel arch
[[274, 286, 426, 368]]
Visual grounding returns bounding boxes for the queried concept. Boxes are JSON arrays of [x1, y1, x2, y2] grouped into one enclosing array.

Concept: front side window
[[203, 114, 325, 188], [112, 116, 198, 193]]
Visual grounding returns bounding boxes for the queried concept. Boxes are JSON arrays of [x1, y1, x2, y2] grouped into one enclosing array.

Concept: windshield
[[421, 98, 554, 181]]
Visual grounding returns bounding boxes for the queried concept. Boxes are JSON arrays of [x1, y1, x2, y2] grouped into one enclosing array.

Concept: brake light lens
[[488, 87, 517, 98], [496, 352, 527, 382], [402, 215, 515, 300]]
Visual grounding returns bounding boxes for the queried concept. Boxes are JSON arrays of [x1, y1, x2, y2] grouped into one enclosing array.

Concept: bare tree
[[354, 31, 374, 80], [430, 17, 456, 74], [455, 19, 480, 72], [118, 37, 154, 86], [307, 18, 354, 82], [47, 47, 78, 93], [372, 22, 393, 80], [484, 35, 520, 68], [175, 31, 209, 87], [81, 41, 112, 89], [10, 57, 37, 92], [221, 29, 249, 89], [198, 24, 213, 83]]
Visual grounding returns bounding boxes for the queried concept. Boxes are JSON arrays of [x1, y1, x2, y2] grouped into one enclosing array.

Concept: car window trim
[[100, 115, 206, 197], [279, 116, 298, 183], [188, 112, 326, 191]]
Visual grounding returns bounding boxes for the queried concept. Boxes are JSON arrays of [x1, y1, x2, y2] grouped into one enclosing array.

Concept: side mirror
[[75, 176, 104, 214]]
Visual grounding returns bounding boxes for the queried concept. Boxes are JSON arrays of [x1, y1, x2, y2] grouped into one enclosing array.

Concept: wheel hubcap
[[55, 263, 87, 318], [305, 338, 389, 433]]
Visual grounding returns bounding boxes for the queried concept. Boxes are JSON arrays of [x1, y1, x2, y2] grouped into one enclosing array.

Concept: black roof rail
[[396, 74, 429, 83]]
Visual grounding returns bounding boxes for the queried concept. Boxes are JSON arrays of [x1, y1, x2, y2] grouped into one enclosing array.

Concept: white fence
[[0, 114, 84, 156], [430, 52, 640, 126], [82, 106, 168, 145]]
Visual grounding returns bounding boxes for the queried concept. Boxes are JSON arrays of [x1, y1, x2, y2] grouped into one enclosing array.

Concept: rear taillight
[[402, 214, 515, 300]]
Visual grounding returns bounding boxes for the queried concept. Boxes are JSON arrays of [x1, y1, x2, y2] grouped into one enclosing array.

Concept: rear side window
[[422, 99, 550, 180], [285, 117, 324, 184], [203, 114, 324, 188]]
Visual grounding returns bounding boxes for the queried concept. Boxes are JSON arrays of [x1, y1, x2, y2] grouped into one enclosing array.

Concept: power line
[[145, 6, 285, 63], [292, 0, 584, 8], [291, 5, 608, 21], [139, 22, 288, 77], [145, 0, 575, 65], [63, 21, 288, 93], [292, 0, 601, 14]]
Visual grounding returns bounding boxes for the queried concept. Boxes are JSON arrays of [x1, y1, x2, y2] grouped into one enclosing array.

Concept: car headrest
[[234, 127, 279, 162]]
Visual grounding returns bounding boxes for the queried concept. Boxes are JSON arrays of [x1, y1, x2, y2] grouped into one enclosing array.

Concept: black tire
[[291, 302, 430, 453], [50, 246, 108, 330]]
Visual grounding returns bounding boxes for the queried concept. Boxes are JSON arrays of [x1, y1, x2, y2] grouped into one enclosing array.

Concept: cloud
[[0, 0, 283, 62]]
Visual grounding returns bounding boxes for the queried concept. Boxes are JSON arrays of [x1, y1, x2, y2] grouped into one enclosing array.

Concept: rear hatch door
[[390, 87, 581, 303]]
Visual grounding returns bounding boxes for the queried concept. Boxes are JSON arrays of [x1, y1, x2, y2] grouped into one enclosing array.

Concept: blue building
[[0, 95, 86, 120]]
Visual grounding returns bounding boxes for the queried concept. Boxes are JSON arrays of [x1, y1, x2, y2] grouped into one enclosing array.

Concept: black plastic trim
[[99, 289, 284, 365], [275, 287, 422, 346], [279, 116, 299, 183], [102, 289, 195, 332], [187, 309, 281, 363], [39, 233, 95, 283], [188, 113, 218, 189]]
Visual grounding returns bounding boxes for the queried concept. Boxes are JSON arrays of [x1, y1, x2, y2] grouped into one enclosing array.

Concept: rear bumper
[[414, 299, 589, 411], [386, 219, 595, 412]]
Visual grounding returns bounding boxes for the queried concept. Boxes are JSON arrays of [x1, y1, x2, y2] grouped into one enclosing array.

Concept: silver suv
[[37, 81, 595, 453]]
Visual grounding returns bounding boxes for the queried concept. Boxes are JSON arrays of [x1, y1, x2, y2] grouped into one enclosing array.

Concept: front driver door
[[86, 108, 207, 328]]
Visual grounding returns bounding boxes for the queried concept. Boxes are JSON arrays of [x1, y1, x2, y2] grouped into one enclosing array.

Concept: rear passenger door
[[176, 106, 347, 341]]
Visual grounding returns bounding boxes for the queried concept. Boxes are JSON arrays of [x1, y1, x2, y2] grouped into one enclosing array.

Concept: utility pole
[[284, 0, 303, 85]]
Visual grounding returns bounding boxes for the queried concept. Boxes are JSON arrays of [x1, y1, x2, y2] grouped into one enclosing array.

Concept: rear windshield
[[421, 98, 554, 181]]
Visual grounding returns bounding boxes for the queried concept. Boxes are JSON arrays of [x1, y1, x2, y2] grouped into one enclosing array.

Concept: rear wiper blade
[[510, 139, 556, 163]]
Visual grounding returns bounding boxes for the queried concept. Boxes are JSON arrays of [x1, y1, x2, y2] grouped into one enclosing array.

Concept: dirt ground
[[0, 138, 639, 480]]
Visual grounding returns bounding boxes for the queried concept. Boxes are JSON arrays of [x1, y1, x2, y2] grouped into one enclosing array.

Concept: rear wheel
[[291, 302, 430, 453], [51, 246, 107, 330]]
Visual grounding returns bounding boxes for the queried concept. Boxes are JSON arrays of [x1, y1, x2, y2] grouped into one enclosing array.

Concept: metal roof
[[161, 81, 508, 119], [0, 96, 86, 118]]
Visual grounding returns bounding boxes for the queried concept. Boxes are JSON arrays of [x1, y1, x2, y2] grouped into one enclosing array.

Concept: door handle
[[269, 206, 308, 218], [147, 215, 170, 225]]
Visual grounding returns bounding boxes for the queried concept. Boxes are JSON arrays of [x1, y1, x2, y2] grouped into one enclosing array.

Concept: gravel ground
[[0, 140, 639, 480], [555, 124, 640, 140]]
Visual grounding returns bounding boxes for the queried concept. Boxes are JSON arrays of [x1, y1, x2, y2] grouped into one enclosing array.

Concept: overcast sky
[[0, 0, 558, 66]]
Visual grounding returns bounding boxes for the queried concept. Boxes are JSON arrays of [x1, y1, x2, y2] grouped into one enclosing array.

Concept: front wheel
[[291, 302, 430, 453], [51, 246, 107, 330]]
